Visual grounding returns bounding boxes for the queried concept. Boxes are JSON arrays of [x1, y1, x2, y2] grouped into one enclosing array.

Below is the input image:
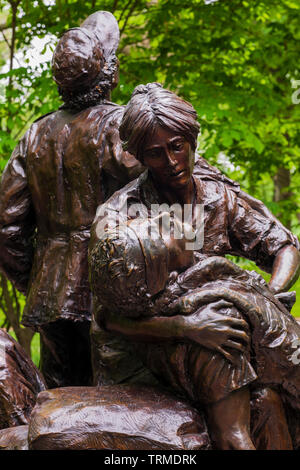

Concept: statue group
[[0, 11, 299, 451]]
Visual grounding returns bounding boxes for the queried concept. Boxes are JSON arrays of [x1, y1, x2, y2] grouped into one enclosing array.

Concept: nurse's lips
[[167, 169, 186, 178]]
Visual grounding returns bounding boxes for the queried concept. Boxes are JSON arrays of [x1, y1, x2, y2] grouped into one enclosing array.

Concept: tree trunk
[[0, 274, 34, 357]]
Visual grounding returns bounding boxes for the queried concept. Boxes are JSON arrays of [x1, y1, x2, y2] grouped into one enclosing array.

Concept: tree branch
[[0, 274, 34, 355], [120, 0, 140, 36], [1, 31, 22, 67], [1, 30, 11, 51], [0, 275, 19, 334], [0, 22, 11, 32], [112, 0, 119, 12], [0, 298, 9, 319], [118, 0, 133, 23], [5, 1, 20, 133], [12, 285, 21, 321]]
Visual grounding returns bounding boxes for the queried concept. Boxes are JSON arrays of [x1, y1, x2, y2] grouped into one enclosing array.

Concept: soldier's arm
[[103, 305, 250, 363], [0, 132, 36, 294]]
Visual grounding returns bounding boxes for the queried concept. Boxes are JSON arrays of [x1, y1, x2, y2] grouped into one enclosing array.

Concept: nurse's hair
[[119, 83, 200, 162]]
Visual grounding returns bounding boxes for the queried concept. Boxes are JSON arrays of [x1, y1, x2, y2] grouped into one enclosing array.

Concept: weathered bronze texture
[[0, 12, 142, 388], [28, 385, 211, 450], [250, 388, 294, 450], [0, 329, 45, 429], [89, 83, 300, 450], [0, 12, 299, 449], [0, 425, 29, 450]]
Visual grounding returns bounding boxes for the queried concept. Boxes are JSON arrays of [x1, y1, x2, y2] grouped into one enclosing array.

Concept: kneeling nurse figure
[[89, 82, 300, 450]]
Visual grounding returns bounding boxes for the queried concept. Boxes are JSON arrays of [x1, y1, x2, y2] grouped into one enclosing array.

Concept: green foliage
[[7, 326, 40, 366]]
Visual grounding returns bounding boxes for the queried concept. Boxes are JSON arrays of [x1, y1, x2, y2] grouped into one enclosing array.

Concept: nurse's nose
[[164, 147, 178, 167]]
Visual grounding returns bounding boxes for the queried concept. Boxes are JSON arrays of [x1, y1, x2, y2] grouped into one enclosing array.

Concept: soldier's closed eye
[[144, 149, 161, 159]]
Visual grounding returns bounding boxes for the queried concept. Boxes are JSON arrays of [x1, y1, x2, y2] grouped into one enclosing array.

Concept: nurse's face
[[142, 126, 195, 191]]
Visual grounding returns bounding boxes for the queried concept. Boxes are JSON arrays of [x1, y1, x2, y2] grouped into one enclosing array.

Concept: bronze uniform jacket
[[91, 157, 300, 277], [0, 102, 142, 328]]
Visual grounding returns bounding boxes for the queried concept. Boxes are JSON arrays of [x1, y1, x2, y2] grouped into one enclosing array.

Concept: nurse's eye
[[172, 140, 185, 151]]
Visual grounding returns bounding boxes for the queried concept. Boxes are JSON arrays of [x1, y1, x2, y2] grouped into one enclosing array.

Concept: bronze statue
[[0, 319, 296, 450], [0, 10, 300, 449], [0, 11, 142, 388], [89, 83, 300, 450], [0, 328, 45, 429]]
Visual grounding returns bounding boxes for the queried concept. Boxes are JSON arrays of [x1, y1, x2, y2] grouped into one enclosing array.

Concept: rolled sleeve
[[228, 189, 299, 272]]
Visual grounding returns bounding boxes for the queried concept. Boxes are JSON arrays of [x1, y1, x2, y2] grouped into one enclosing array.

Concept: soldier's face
[[142, 126, 194, 191]]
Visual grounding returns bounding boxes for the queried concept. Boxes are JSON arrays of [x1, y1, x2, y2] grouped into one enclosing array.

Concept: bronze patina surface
[[89, 83, 300, 449], [28, 385, 211, 450], [0, 12, 142, 388], [0, 328, 45, 429], [0, 13, 299, 450]]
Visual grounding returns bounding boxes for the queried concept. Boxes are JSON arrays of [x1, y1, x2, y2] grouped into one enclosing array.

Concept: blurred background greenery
[[0, 0, 299, 365]]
